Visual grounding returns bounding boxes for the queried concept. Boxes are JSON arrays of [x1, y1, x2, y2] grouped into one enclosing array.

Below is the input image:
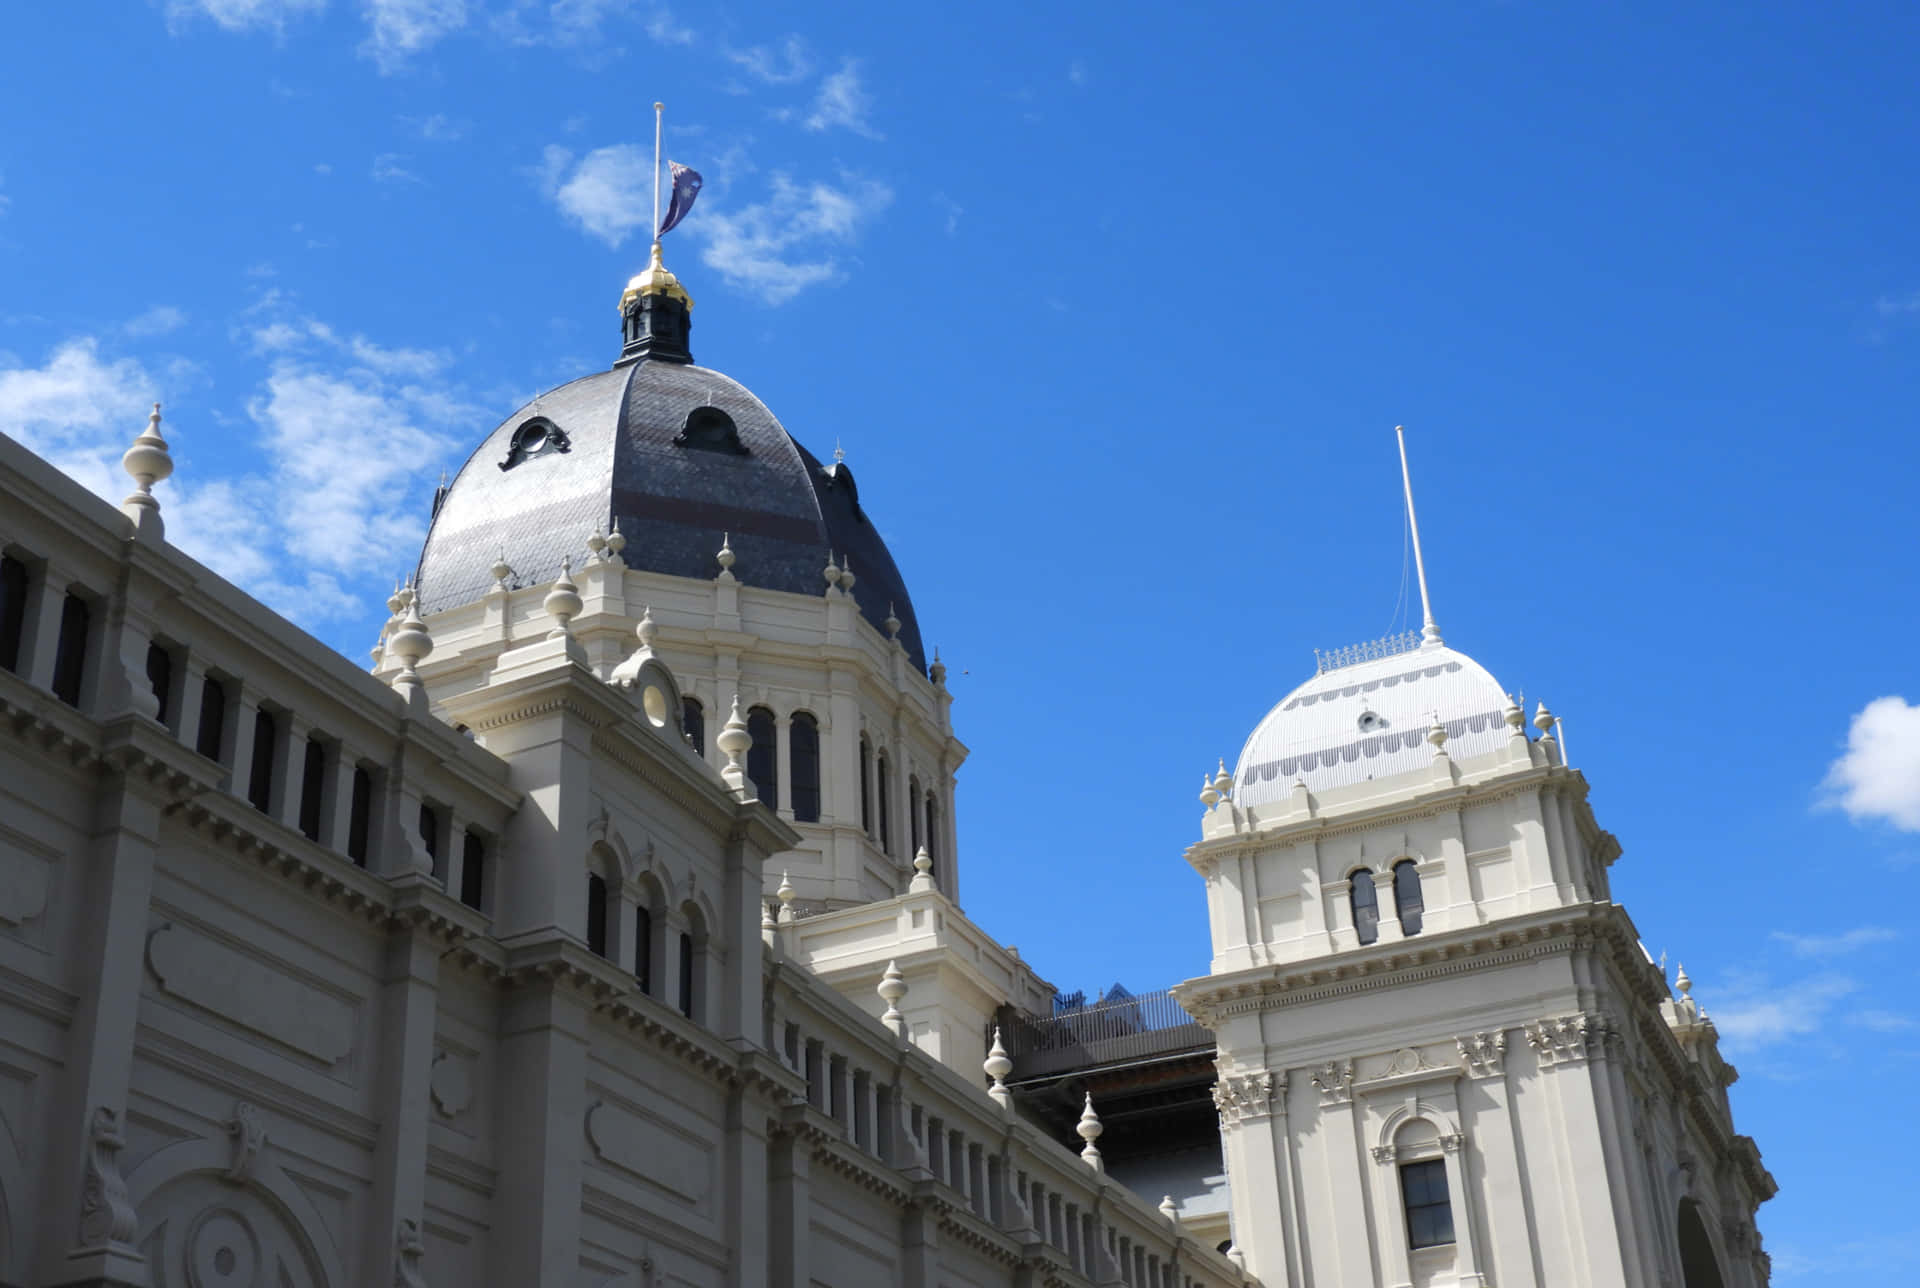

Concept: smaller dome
[[1233, 640, 1511, 805]]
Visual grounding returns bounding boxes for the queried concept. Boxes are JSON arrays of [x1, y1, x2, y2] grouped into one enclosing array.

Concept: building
[[0, 237, 1771, 1288]]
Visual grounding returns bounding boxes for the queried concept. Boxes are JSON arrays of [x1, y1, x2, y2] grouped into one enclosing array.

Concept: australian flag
[[658, 161, 703, 238]]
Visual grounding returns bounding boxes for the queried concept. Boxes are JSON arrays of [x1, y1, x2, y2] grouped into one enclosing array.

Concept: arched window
[[682, 696, 704, 755], [876, 750, 893, 855], [418, 802, 442, 879], [52, 592, 91, 707], [586, 873, 610, 957], [909, 775, 923, 855], [1400, 1159, 1454, 1248], [145, 642, 173, 725], [1350, 869, 1380, 945], [677, 930, 697, 1019], [347, 765, 372, 865], [790, 711, 821, 823], [460, 830, 485, 910], [746, 705, 778, 807], [924, 792, 940, 864], [247, 708, 277, 812], [195, 676, 227, 761], [859, 734, 873, 833], [633, 903, 653, 994], [1394, 859, 1424, 937], [0, 555, 28, 673]]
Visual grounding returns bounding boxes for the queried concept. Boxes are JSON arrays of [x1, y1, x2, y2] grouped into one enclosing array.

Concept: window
[[347, 766, 372, 865], [677, 930, 695, 1018], [247, 708, 277, 812], [633, 903, 653, 993], [1400, 1159, 1455, 1248], [195, 677, 227, 761], [51, 592, 90, 706], [587, 874, 609, 957], [859, 735, 873, 833], [674, 405, 747, 455], [0, 555, 27, 673], [876, 750, 893, 854], [1394, 859, 1424, 936], [681, 696, 704, 755], [418, 803, 442, 877], [459, 831, 485, 910], [909, 775, 922, 854], [790, 711, 820, 823], [1350, 869, 1380, 946], [924, 793, 940, 864], [298, 737, 324, 840], [145, 642, 173, 725], [746, 706, 777, 807], [497, 417, 571, 471]]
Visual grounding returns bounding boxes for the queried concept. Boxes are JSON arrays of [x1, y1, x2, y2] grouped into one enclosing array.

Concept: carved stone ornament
[[1371, 1143, 1398, 1165], [1456, 1029, 1508, 1078], [76, 1105, 139, 1250], [1439, 1132, 1467, 1153], [1311, 1059, 1354, 1105], [1212, 1071, 1280, 1126], [1525, 1012, 1612, 1066], [429, 1050, 472, 1119], [396, 1216, 428, 1288], [224, 1100, 267, 1183]]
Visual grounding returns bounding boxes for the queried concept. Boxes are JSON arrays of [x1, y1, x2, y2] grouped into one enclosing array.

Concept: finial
[[716, 532, 735, 576], [833, 438, 846, 465], [387, 581, 408, 616], [909, 846, 935, 892], [636, 603, 656, 648], [606, 519, 626, 564], [1394, 425, 1443, 646], [543, 557, 583, 637], [619, 237, 693, 313], [1200, 773, 1221, 808], [1533, 700, 1556, 736], [1077, 1094, 1104, 1170], [878, 961, 908, 1036], [1675, 962, 1692, 997], [1159, 1195, 1180, 1224], [490, 551, 513, 590], [823, 550, 841, 592], [587, 525, 607, 563], [777, 870, 796, 913], [929, 647, 947, 687], [839, 557, 855, 593], [1213, 758, 1233, 798], [121, 402, 174, 540], [1504, 693, 1526, 737], [884, 602, 901, 639], [717, 695, 752, 796], [984, 1028, 1013, 1108], [1427, 713, 1449, 751], [761, 900, 778, 945], [387, 598, 434, 709]]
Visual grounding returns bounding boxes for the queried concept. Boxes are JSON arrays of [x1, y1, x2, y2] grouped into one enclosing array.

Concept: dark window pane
[[790, 712, 820, 823], [909, 776, 922, 854], [0, 556, 28, 673], [247, 709, 276, 812], [876, 752, 892, 854], [419, 803, 441, 877], [52, 593, 90, 706], [1395, 860, 1424, 936], [1401, 1160, 1454, 1248], [924, 795, 939, 863], [746, 706, 778, 808], [633, 904, 652, 993], [298, 738, 324, 840], [347, 767, 372, 865], [681, 696, 704, 755], [460, 831, 485, 910], [587, 874, 609, 957], [859, 737, 873, 832], [1351, 870, 1380, 946], [678, 931, 695, 1018], [196, 678, 227, 761], [145, 643, 173, 725]]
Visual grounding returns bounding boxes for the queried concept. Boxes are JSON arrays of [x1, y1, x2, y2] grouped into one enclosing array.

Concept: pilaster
[[360, 907, 442, 1287]]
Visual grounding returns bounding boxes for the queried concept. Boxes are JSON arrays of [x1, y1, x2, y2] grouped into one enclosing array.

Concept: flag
[[658, 161, 703, 238]]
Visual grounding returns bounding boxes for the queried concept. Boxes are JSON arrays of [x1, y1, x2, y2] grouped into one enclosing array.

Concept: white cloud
[[1850, 1009, 1918, 1032], [1708, 972, 1857, 1050], [165, 0, 325, 33], [125, 306, 189, 338], [1822, 695, 1920, 830], [541, 143, 653, 246], [361, 0, 467, 72], [642, 4, 691, 45], [804, 58, 880, 139], [932, 192, 962, 237], [404, 112, 466, 141], [1769, 926, 1897, 958], [372, 152, 423, 184], [726, 35, 812, 84], [1876, 291, 1920, 316], [695, 172, 893, 305], [1068, 58, 1088, 86], [314, 162, 333, 175]]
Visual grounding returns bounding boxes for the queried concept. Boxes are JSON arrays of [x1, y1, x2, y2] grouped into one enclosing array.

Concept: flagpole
[[1395, 424, 1442, 645], [652, 101, 665, 248]]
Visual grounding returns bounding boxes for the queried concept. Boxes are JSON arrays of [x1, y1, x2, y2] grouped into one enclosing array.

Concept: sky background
[[5, 1, 1919, 1280]]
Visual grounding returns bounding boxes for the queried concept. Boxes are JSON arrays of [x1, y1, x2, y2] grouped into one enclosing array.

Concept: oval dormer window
[[674, 405, 748, 456], [1357, 710, 1386, 733], [498, 417, 571, 471]]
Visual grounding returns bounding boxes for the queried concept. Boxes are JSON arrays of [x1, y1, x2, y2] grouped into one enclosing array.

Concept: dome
[[1233, 638, 1511, 806], [413, 356, 927, 669]]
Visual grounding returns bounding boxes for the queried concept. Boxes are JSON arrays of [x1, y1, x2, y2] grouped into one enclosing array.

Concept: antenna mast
[[1395, 425, 1442, 645], [651, 101, 665, 250]]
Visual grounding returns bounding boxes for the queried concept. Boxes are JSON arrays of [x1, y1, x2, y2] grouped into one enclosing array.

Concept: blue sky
[[4, 2, 1919, 1279]]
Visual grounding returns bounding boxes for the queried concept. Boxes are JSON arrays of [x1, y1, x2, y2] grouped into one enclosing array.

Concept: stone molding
[[1213, 1070, 1282, 1125], [1456, 1030, 1508, 1078], [1311, 1059, 1354, 1105], [1525, 1012, 1614, 1066]]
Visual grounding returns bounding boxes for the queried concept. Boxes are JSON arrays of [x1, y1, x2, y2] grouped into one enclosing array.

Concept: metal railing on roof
[[997, 987, 1212, 1081], [1314, 629, 1421, 674]]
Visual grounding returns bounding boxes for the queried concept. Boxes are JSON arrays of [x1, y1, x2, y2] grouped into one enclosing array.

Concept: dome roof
[[413, 356, 926, 669], [1233, 639, 1510, 806]]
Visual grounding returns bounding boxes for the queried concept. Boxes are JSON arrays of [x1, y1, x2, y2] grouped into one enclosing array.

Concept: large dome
[[414, 355, 927, 669], [1233, 638, 1511, 806]]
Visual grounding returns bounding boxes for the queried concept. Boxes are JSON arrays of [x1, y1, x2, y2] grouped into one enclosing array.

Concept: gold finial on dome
[[620, 240, 693, 313]]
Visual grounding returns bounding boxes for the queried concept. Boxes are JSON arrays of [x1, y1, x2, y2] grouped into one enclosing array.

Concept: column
[[1438, 1132, 1488, 1288], [359, 925, 440, 1286], [323, 740, 360, 855], [173, 654, 207, 743], [774, 711, 794, 822], [724, 1081, 772, 1288], [20, 562, 73, 693], [225, 680, 259, 798], [769, 1118, 812, 1288], [272, 713, 312, 832], [489, 983, 589, 1286]]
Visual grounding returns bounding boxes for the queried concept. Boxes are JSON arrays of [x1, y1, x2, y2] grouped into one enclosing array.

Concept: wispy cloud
[[1708, 971, 1858, 1050], [125, 305, 189, 339], [695, 172, 894, 305], [540, 143, 654, 246], [372, 152, 424, 184], [642, 4, 692, 45], [361, 0, 468, 73], [804, 58, 880, 138], [1822, 696, 1920, 830], [164, 0, 324, 34], [932, 192, 962, 237], [726, 35, 813, 84], [1875, 291, 1920, 317], [1068, 58, 1089, 87], [404, 112, 467, 142], [1769, 926, 1897, 958]]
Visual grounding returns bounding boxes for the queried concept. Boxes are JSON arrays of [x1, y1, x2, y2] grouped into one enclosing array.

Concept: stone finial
[[1077, 1094, 1104, 1170], [878, 960, 908, 1036], [984, 1028, 1013, 1109], [387, 598, 434, 707], [776, 870, 797, 923], [1200, 774, 1221, 808], [636, 604, 657, 649], [1504, 694, 1526, 737], [717, 695, 752, 796], [761, 900, 779, 947], [1159, 1194, 1180, 1224], [587, 525, 607, 563], [1213, 759, 1233, 799], [833, 437, 846, 465], [544, 558, 583, 637], [386, 580, 408, 617], [1427, 713, 1449, 753], [606, 520, 626, 566], [490, 551, 513, 590], [1675, 962, 1692, 998], [716, 532, 736, 578], [121, 401, 174, 540], [909, 846, 935, 893], [1533, 700, 1556, 736], [823, 550, 842, 593], [884, 602, 901, 639], [839, 557, 855, 593], [930, 647, 947, 687]]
